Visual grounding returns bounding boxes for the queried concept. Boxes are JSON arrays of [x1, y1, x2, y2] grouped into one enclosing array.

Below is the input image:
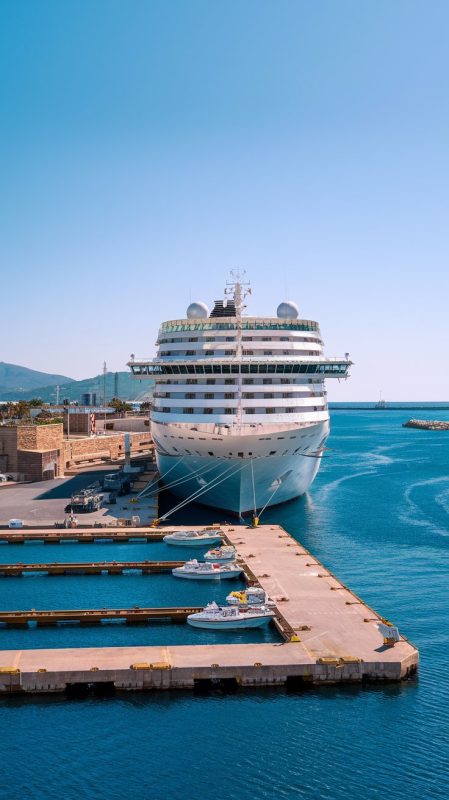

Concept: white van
[[8, 519, 23, 529]]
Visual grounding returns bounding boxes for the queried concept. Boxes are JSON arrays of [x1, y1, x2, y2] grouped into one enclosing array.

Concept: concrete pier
[[0, 524, 419, 693]]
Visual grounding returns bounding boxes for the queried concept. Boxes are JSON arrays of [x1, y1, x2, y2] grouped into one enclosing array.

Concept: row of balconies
[[155, 379, 324, 387], [157, 334, 323, 345], [158, 343, 322, 357], [154, 406, 322, 415], [152, 397, 326, 409], [153, 391, 326, 400]]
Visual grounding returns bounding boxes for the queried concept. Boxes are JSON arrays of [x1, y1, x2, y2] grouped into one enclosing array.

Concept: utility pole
[[103, 361, 108, 429]]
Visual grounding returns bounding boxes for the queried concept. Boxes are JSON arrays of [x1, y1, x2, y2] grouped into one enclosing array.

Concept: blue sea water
[[1, 409, 449, 800]]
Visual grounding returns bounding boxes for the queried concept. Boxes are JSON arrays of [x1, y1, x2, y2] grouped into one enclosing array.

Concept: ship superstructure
[[129, 272, 351, 515]]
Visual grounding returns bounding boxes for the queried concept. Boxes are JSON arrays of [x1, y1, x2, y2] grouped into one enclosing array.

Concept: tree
[[15, 401, 31, 419], [108, 397, 132, 413]]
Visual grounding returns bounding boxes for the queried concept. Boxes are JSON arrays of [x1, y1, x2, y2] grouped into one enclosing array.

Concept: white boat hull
[[163, 536, 222, 547], [187, 615, 273, 629], [172, 569, 242, 580], [154, 419, 328, 515]]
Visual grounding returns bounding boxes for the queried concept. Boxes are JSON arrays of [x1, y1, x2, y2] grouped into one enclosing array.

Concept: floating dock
[[0, 606, 202, 626], [0, 561, 185, 576], [0, 528, 168, 544], [0, 524, 419, 693]]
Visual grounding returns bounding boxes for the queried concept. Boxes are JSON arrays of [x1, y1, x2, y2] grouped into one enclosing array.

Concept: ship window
[[204, 408, 213, 414], [173, 447, 178, 452], [208, 451, 214, 456], [264, 393, 273, 399], [188, 337, 198, 342], [225, 379, 235, 384], [225, 393, 234, 399], [224, 408, 233, 414], [248, 452, 253, 455], [238, 452, 244, 458], [269, 450, 276, 455], [263, 379, 272, 384], [186, 350, 195, 356], [183, 408, 193, 414], [244, 393, 254, 399], [224, 350, 234, 355], [243, 379, 253, 384], [205, 393, 214, 399], [289, 436, 296, 439], [206, 379, 215, 384], [266, 408, 275, 413], [277, 437, 285, 440], [199, 437, 206, 440], [245, 408, 255, 414], [185, 393, 195, 399], [243, 350, 253, 355], [226, 337, 234, 341], [264, 351, 272, 356], [188, 437, 194, 440]]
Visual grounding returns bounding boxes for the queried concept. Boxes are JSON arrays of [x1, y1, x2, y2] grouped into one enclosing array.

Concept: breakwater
[[403, 419, 449, 431]]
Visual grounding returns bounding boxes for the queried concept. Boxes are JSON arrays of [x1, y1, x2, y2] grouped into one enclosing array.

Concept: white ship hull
[[154, 419, 328, 515]]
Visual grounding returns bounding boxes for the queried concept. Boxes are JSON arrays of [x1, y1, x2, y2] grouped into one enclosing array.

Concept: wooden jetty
[[0, 561, 185, 576], [0, 524, 419, 693], [0, 528, 168, 544], [0, 606, 202, 627]]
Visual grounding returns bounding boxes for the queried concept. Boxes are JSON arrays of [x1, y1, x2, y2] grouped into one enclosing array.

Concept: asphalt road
[[0, 468, 157, 525]]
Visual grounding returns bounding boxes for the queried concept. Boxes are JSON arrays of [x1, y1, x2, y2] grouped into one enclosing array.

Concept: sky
[[1, 0, 448, 400]]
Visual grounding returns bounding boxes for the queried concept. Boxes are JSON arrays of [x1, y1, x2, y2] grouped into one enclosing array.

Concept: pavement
[[0, 469, 158, 526]]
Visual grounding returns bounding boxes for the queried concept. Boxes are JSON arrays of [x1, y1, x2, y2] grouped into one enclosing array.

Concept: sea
[[1, 406, 449, 800]]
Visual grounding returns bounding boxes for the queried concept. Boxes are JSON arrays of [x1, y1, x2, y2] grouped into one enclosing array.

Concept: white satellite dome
[[186, 301, 209, 319], [277, 300, 299, 319]]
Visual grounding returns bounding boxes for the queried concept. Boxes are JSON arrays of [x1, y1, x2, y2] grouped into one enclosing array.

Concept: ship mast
[[225, 270, 251, 432]]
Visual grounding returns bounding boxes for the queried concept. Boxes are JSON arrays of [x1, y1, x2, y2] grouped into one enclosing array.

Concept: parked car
[[0, 474, 8, 482]]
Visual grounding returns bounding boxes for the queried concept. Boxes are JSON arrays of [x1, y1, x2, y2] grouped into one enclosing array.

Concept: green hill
[[0, 369, 153, 403], [0, 362, 73, 394]]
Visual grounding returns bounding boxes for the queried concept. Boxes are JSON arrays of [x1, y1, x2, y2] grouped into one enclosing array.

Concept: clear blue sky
[[1, 0, 448, 400]]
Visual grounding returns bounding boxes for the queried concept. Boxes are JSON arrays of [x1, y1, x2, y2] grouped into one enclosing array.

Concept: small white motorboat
[[187, 602, 275, 629], [163, 530, 223, 547], [226, 587, 273, 606], [203, 545, 237, 563], [172, 559, 242, 580]]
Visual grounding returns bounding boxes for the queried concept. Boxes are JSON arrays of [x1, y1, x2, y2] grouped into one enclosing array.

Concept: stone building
[[0, 423, 153, 481]]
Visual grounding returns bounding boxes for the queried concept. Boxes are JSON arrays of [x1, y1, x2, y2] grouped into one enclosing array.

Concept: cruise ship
[[129, 273, 351, 516]]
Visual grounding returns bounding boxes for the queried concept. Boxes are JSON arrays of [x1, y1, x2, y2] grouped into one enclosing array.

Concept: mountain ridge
[[0, 361, 74, 393], [0, 363, 153, 403]]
